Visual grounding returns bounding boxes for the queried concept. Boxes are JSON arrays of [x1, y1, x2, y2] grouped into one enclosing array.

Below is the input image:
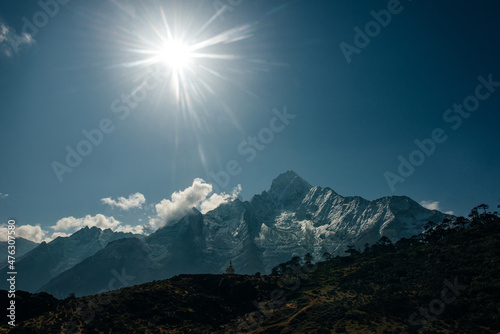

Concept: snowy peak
[[70, 225, 101, 239], [269, 170, 312, 193], [59, 226, 135, 248], [387, 196, 416, 211], [268, 170, 312, 206], [147, 207, 204, 244], [29, 170, 455, 298]]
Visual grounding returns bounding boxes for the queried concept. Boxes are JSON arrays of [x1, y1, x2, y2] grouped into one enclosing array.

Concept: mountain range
[[0, 227, 136, 293], [3, 210, 499, 333], [0, 237, 38, 268], [9, 170, 451, 298]]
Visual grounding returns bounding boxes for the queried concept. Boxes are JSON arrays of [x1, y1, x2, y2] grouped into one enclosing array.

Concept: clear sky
[[1, 0, 499, 242]]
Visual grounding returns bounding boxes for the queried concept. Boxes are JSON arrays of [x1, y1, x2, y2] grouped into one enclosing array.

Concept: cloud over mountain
[[420, 200, 454, 215], [420, 200, 440, 211], [50, 214, 144, 235], [101, 192, 146, 210], [0, 224, 45, 243], [200, 184, 242, 214], [149, 178, 242, 229], [2, 180, 240, 243]]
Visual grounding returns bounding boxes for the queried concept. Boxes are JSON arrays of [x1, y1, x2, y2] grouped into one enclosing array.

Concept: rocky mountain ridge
[[39, 171, 451, 298]]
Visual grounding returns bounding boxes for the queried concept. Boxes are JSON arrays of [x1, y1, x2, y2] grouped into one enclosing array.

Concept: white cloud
[[0, 224, 45, 243], [115, 224, 144, 235], [200, 184, 242, 214], [420, 201, 454, 215], [101, 192, 146, 210], [2, 179, 241, 242], [149, 178, 212, 229], [0, 23, 35, 57], [47, 214, 145, 240], [149, 179, 242, 229], [420, 200, 440, 211], [50, 214, 122, 232], [0, 214, 146, 243], [0, 193, 8, 199], [48, 232, 70, 240], [17, 225, 46, 242]]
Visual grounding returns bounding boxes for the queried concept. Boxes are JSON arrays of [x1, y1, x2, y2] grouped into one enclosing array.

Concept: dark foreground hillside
[[1, 212, 499, 333]]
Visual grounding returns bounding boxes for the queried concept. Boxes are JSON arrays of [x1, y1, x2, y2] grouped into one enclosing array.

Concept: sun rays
[[103, 1, 283, 176], [117, 3, 259, 119]]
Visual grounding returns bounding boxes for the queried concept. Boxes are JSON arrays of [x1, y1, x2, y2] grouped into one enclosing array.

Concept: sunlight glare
[[159, 41, 192, 69], [121, 3, 260, 127]]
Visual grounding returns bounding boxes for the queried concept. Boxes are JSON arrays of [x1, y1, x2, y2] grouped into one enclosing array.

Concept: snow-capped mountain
[[40, 171, 452, 298], [0, 227, 137, 293]]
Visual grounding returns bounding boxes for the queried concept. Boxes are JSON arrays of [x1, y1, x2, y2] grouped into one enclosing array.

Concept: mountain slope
[[0, 227, 137, 293], [3, 214, 500, 333], [0, 237, 38, 267], [41, 171, 451, 298], [249, 171, 450, 272]]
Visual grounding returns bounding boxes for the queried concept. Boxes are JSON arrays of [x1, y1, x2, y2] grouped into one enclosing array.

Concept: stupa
[[224, 261, 235, 274]]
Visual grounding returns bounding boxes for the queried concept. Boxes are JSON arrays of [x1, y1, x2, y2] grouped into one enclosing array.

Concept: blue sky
[[1, 0, 499, 242]]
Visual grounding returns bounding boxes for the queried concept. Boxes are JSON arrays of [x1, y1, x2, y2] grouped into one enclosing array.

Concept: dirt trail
[[245, 297, 319, 333]]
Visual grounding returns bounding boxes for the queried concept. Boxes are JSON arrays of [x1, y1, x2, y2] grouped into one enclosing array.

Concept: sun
[[158, 40, 192, 70], [122, 4, 258, 114]]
